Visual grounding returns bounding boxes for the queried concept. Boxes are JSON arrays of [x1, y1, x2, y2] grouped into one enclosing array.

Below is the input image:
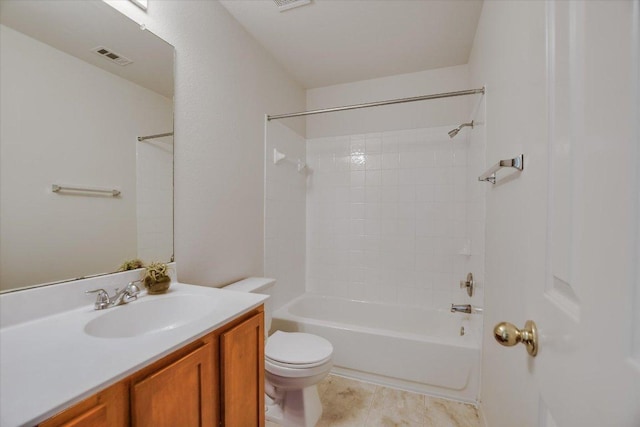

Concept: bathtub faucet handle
[[459, 273, 474, 297]]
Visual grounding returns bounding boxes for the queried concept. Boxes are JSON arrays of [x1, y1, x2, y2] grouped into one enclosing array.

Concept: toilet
[[225, 278, 333, 427]]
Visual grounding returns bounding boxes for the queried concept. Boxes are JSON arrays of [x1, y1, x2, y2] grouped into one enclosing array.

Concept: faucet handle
[[127, 280, 141, 293], [86, 288, 110, 309], [122, 281, 141, 303], [86, 288, 109, 298], [126, 281, 141, 296]]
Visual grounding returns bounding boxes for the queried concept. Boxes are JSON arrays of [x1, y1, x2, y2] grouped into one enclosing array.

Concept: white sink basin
[[84, 294, 218, 338]]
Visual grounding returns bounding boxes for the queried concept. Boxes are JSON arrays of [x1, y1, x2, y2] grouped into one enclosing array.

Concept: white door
[[535, 1, 640, 425], [480, 1, 640, 426]]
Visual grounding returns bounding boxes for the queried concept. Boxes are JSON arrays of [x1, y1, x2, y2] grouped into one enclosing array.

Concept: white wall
[[306, 65, 472, 138], [0, 24, 171, 290], [105, 0, 306, 287], [264, 122, 307, 310]]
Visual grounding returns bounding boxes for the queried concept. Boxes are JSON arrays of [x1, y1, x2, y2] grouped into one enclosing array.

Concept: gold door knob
[[493, 320, 538, 357]]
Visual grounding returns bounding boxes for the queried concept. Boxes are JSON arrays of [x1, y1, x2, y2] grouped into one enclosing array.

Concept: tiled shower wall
[[306, 126, 484, 309]]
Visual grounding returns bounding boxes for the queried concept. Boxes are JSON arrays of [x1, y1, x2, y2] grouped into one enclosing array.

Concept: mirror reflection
[[0, 0, 174, 292]]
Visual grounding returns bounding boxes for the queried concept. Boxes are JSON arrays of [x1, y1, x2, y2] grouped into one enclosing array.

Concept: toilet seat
[[265, 331, 333, 378], [265, 357, 332, 378], [266, 355, 332, 369], [266, 331, 333, 365]]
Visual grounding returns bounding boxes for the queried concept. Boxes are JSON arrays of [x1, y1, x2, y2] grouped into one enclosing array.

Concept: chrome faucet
[[86, 281, 141, 310], [450, 304, 473, 314]]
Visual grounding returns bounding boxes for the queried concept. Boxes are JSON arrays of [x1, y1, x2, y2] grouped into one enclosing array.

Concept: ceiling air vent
[[91, 46, 133, 66], [273, 0, 311, 12]]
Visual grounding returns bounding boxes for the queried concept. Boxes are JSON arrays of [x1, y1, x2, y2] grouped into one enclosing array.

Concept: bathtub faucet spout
[[451, 304, 473, 314]]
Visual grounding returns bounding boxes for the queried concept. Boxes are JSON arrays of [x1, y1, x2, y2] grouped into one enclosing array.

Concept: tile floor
[[266, 374, 482, 427]]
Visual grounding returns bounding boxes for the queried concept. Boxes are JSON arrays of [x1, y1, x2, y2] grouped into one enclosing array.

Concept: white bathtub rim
[[273, 314, 477, 349], [272, 293, 481, 349]]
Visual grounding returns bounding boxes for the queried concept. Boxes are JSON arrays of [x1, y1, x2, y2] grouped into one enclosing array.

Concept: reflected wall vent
[[273, 0, 311, 12], [91, 46, 133, 66]]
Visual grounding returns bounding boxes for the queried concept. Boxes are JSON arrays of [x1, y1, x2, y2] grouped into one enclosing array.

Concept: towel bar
[[478, 154, 524, 184], [52, 184, 121, 197]]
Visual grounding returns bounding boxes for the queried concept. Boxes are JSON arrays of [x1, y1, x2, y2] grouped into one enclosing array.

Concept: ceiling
[[220, 0, 483, 89], [0, 0, 174, 98]]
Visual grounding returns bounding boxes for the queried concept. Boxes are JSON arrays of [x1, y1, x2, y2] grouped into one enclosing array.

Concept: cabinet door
[[220, 312, 264, 427], [39, 382, 128, 427], [58, 405, 107, 427], [131, 342, 213, 427]]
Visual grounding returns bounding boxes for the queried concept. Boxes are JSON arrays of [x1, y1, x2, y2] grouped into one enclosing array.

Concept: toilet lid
[[265, 331, 333, 366]]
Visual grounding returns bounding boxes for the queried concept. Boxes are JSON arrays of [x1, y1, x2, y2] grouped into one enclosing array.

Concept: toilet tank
[[224, 277, 275, 335]]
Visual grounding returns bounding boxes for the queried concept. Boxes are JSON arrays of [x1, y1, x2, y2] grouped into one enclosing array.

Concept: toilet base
[[265, 398, 283, 424], [265, 385, 322, 427]]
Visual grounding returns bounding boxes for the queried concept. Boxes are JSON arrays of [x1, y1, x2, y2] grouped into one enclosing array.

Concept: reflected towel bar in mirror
[[52, 184, 121, 197], [137, 132, 174, 142], [478, 154, 524, 184]]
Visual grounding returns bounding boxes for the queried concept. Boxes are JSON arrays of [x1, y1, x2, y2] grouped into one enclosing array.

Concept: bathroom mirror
[[0, 0, 174, 292]]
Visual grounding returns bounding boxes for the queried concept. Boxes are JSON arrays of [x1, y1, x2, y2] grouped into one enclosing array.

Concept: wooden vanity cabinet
[[39, 307, 264, 427], [38, 381, 128, 427], [130, 337, 214, 427], [220, 310, 265, 426]]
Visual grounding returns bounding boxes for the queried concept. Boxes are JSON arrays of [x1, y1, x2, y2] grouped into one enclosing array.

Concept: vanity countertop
[[0, 281, 267, 427]]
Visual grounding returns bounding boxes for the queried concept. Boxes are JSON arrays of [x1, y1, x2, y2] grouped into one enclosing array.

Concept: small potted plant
[[143, 262, 171, 294]]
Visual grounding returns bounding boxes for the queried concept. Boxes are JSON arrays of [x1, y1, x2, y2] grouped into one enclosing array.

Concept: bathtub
[[271, 294, 481, 402]]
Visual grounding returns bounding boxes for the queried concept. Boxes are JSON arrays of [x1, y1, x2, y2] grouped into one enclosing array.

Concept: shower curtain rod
[[267, 87, 485, 121]]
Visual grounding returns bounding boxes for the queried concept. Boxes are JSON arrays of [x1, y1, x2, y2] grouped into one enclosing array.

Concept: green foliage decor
[[118, 258, 144, 271]]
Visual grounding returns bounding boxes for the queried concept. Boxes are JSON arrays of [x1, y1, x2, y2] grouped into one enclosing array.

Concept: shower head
[[448, 128, 460, 138], [448, 121, 474, 139]]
